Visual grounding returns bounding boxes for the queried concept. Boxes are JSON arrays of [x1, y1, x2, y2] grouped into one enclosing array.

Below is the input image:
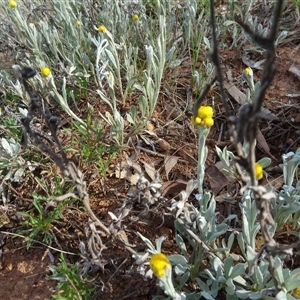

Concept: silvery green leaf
[[253, 265, 264, 289], [232, 275, 248, 287], [175, 234, 187, 257], [13, 168, 25, 182], [136, 232, 156, 252], [1, 138, 20, 157], [205, 197, 216, 221], [224, 256, 233, 278], [227, 232, 235, 251], [283, 148, 300, 186], [275, 291, 287, 300], [236, 290, 256, 299], [225, 278, 235, 295], [229, 263, 246, 279], [195, 278, 210, 292], [226, 293, 238, 300], [203, 36, 210, 49], [223, 20, 238, 26], [133, 252, 149, 265], [185, 293, 201, 300], [249, 291, 264, 299], [1, 138, 13, 156], [258, 157, 271, 168], [285, 268, 300, 292], [273, 257, 285, 285], [166, 45, 176, 62], [237, 233, 246, 258], [174, 264, 188, 276], [200, 291, 215, 300], [168, 59, 182, 68], [126, 113, 135, 125], [155, 235, 167, 253], [138, 95, 148, 117], [146, 77, 155, 103], [212, 257, 223, 273], [168, 254, 188, 266], [18, 107, 28, 116], [105, 50, 118, 72], [175, 267, 190, 290], [275, 31, 288, 46]]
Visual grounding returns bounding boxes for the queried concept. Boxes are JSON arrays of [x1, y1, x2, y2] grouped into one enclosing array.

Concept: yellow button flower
[[192, 105, 214, 127], [191, 116, 201, 125], [9, 0, 17, 8], [149, 253, 170, 278], [133, 14, 139, 21], [255, 162, 263, 180], [41, 67, 51, 77], [98, 25, 107, 33], [244, 67, 253, 76], [295, 286, 300, 297], [198, 106, 213, 119], [202, 117, 214, 127], [76, 20, 81, 26]]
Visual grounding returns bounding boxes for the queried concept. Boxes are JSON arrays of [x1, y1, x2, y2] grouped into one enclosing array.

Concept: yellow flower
[[133, 14, 139, 21], [29, 23, 35, 27], [244, 67, 253, 76], [8, 0, 17, 8], [149, 253, 171, 278], [295, 287, 300, 297], [76, 20, 81, 26], [41, 67, 51, 77], [203, 117, 214, 127], [255, 162, 263, 180], [98, 25, 107, 33], [38, 20, 43, 25], [192, 105, 214, 127], [198, 106, 213, 119], [191, 116, 202, 126]]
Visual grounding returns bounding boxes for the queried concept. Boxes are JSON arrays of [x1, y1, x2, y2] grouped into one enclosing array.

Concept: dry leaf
[[164, 156, 179, 180], [256, 129, 277, 161], [161, 180, 189, 197], [206, 165, 230, 194], [143, 161, 160, 182], [115, 161, 132, 179]]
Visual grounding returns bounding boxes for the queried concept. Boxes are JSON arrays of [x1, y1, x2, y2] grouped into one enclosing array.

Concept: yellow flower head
[[198, 106, 213, 119], [133, 14, 139, 21], [149, 253, 170, 278], [295, 286, 300, 297], [9, 0, 17, 8], [76, 20, 81, 26], [98, 25, 107, 33], [203, 117, 214, 127], [192, 105, 214, 127], [29, 23, 35, 27], [255, 162, 263, 180], [41, 67, 51, 77], [38, 20, 44, 25], [191, 116, 201, 126], [244, 67, 253, 76]]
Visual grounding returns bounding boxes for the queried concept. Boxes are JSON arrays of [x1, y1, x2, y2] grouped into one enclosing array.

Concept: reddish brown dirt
[[0, 242, 56, 299]]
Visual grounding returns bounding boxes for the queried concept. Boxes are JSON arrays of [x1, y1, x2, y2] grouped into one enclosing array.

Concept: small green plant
[[49, 254, 95, 300], [65, 104, 119, 176], [18, 193, 64, 249]]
